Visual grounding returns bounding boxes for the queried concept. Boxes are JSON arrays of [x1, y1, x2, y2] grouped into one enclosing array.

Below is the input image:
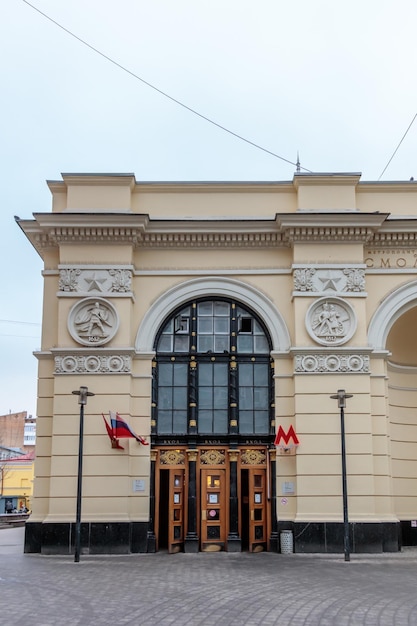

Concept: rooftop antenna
[[296, 152, 301, 173]]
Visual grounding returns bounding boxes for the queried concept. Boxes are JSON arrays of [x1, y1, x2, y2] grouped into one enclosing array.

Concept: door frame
[[154, 445, 271, 552]]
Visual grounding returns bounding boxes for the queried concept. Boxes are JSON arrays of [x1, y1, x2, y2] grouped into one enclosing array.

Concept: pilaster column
[[147, 449, 157, 552], [269, 448, 279, 551], [184, 449, 199, 552], [227, 449, 241, 551]]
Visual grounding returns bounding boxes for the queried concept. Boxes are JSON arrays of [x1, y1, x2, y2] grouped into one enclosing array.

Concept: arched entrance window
[[152, 298, 274, 441], [150, 298, 276, 554]]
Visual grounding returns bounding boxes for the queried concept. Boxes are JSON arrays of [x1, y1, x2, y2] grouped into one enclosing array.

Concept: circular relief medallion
[[348, 355, 363, 371], [61, 356, 77, 372], [85, 356, 101, 372], [108, 356, 124, 372], [68, 297, 119, 347], [306, 297, 357, 347], [301, 355, 318, 371], [324, 355, 341, 371]]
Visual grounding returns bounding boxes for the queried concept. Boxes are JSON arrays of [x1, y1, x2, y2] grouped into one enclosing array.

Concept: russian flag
[[110, 412, 149, 445], [102, 413, 124, 449]]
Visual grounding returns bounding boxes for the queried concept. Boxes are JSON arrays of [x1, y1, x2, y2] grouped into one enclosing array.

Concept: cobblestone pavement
[[1, 527, 417, 625]]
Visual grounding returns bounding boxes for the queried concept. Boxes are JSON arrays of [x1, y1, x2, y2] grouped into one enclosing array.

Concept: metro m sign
[[274, 425, 299, 447]]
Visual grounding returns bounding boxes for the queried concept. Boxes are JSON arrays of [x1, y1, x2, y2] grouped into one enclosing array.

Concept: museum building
[[18, 172, 417, 555]]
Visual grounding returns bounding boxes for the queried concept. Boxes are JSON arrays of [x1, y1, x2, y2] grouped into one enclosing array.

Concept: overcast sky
[[1, 0, 416, 418]]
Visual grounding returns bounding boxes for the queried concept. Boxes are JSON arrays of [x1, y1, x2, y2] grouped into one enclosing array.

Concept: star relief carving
[[318, 271, 343, 291], [84, 273, 107, 292]]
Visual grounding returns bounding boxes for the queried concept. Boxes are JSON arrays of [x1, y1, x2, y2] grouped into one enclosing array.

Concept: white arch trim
[[368, 280, 417, 350], [135, 277, 290, 353]]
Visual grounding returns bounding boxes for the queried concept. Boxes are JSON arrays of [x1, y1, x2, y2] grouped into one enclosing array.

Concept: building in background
[[17, 172, 417, 555], [0, 411, 37, 453], [0, 412, 36, 513], [0, 450, 34, 513]]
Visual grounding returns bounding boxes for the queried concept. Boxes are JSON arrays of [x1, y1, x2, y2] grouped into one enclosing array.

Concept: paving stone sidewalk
[[1, 527, 417, 625]]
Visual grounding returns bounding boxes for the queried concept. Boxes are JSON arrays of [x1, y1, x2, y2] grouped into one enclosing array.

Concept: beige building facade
[[18, 172, 417, 555]]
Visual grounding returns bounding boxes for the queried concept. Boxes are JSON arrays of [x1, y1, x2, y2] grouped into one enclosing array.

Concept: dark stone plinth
[[24, 521, 149, 555]]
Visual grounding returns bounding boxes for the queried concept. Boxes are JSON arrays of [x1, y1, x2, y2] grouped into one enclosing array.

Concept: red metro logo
[[274, 425, 299, 447]]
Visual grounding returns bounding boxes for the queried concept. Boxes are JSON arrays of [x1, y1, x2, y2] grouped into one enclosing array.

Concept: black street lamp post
[[330, 389, 353, 562], [72, 386, 95, 563]]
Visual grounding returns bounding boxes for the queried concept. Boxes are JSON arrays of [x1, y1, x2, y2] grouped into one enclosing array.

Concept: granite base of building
[[24, 520, 406, 554], [400, 520, 417, 546], [24, 522, 149, 555], [278, 521, 402, 553]]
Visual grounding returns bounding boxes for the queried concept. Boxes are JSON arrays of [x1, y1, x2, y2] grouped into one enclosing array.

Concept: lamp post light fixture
[[330, 389, 353, 562], [72, 385, 95, 563]]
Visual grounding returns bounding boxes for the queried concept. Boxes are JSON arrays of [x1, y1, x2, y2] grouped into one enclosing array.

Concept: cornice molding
[[18, 210, 417, 255], [293, 173, 362, 188], [277, 213, 388, 243]]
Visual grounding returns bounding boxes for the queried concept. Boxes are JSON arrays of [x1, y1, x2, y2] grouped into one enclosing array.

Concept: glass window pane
[[174, 335, 189, 352], [174, 387, 188, 409], [198, 336, 213, 352], [214, 336, 229, 352], [214, 317, 229, 333], [254, 364, 268, 386], [173, 411, 187, 433], [158, 363, 172, 386], [214, 363, 228, 386], [199, 363, 213, 385], [239, 364, 253, 386], [173, 363, 188, 385], [255, 411, 269, 433], [254, 475, 263, 488], [254, 336, 269, 353], [213, 410, 228, 433], [199, 318, 213, 333], [214, 302, 229, 316], [239, 387, 254, 408], [197, 302, 213, 315], [158, 411, 172, 433], [214, 387, 228, 409], [157, 335, 172, 351], [198, 410, 213, 433], [159, 388, 172, 409], [239, 411, 253, 434], [237, 335, 253, 353], [254, 389, 268, 409], [162, 319, 173, 333], [253, 320, 265, 334], [199, 387, 213, 409]]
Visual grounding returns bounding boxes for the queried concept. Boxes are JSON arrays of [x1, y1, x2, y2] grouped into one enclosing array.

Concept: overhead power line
[[0, 320, 41, 326], [21, 0, 312, 173], [378, 113, 417, 180]]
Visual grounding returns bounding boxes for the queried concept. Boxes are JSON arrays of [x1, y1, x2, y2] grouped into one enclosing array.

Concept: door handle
[[202, 510, 206, 521]]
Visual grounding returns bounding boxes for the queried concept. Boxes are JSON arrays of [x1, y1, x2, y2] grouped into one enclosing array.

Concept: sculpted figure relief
[[306, 297, 356, 346], [68, 298, 119, 346], [312, 302, 345, 338], [75, 301, 111, 338]]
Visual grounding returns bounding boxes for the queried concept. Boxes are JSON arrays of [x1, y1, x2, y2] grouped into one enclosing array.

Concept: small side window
[[238, 317, 252, 333], [175, 316, 189, 334]]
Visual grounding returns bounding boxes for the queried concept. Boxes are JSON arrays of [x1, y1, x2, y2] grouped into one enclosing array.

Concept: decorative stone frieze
[[295, 353, 370, 374], [293, 266, 365, 294], [54, 353, 131, 374], [306, 297, 357, 346], [68, 297, 119, 346], [58, 267, 132, 295]]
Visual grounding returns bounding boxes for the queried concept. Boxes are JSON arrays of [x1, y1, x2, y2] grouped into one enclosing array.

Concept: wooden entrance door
[[200, 468, 227, 552], [248, 468, 268, 552], [168, 469, 185, 553]]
